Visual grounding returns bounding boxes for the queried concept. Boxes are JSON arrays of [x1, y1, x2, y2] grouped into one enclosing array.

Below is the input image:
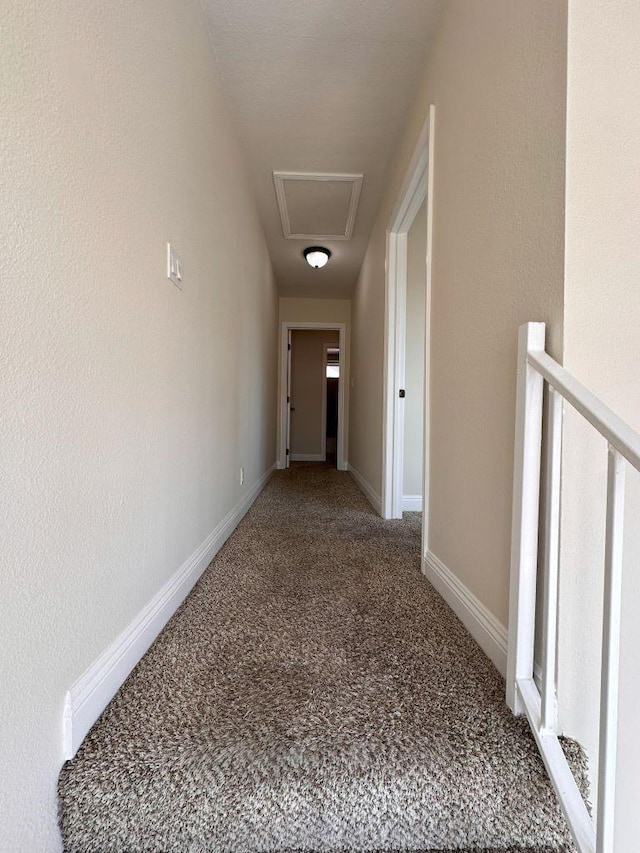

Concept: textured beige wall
[[349, 0, 567, 625], [349, 235, 387, 489], [279, 298, 351, 328], [0, 1, 277, 848], [403, 201, 427, 498], [290, 331, 340, 457], [559, 1, 640, 846], [278, 298, 351, 465]]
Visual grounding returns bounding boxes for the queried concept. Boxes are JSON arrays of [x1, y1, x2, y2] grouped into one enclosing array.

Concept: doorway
[[278, 322, 347, 471], [402, 202, 427, 510], [324, 345, 340, 467], [382, 106, 435, 564], [287, 330, 339, 464]]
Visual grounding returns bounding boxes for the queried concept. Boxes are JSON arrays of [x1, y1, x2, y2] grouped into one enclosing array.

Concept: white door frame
[[382, 106, 435, 560], [278, 322, 347, 470]]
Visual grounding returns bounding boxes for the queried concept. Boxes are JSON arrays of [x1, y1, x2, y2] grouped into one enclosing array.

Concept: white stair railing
[[507, 322, 640, 853]]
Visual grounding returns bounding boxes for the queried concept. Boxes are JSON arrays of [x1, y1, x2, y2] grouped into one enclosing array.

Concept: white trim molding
[[402, 495, 423, 512], [272, 171, 363, 241], [63, 464, 276, 760], [422, 550, 508, 676], [348, 464, 382, 515]]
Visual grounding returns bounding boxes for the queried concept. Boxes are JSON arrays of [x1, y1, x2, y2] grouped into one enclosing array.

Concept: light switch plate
[[167, 243, 183, 289]]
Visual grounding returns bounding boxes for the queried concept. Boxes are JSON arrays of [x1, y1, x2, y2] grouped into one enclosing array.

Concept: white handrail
[[507, 322, 640, 853], [528, 349, 640, 471]]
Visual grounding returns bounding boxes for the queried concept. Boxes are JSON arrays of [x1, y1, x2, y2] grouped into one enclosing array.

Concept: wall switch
[[167, 243, 183, 289], [240, 467, 245, 486]]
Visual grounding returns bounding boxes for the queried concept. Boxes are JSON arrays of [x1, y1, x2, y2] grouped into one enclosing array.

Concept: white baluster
[[541, 385, 562, 733], [596, 446, 626, 853]]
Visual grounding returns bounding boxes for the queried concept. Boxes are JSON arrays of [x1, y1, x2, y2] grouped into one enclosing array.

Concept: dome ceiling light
[[303, 246, 331, 269]]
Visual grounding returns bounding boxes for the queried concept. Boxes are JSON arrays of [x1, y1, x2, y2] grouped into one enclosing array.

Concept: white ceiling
[[202, 0, 444, 299]]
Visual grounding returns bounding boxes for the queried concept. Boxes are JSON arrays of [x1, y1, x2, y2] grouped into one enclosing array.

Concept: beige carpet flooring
[[58, 465, 586, 852]]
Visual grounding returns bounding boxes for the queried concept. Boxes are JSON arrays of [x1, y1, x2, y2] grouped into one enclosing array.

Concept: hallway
[[58, 468, 583, 852], [5, 1, 640, 848]]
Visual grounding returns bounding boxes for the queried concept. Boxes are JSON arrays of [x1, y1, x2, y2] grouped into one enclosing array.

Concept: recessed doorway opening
[[278, 322, 347, 471], [382, 106, 435, 567], [324, 346, 340, 467]]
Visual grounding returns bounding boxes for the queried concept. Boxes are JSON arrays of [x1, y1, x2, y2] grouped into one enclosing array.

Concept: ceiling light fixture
[[303, 246, 331, 269]]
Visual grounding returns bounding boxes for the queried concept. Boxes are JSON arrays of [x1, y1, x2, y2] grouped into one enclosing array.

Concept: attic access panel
[[273, 171, 363, 241]]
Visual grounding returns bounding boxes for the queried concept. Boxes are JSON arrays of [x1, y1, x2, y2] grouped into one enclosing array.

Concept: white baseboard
[[348, 464, 382, 515], [289, 453, 325, 462], [402, 495, 423, 512], [63, 464, 275, 759], [422, 550, 508, 676]]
